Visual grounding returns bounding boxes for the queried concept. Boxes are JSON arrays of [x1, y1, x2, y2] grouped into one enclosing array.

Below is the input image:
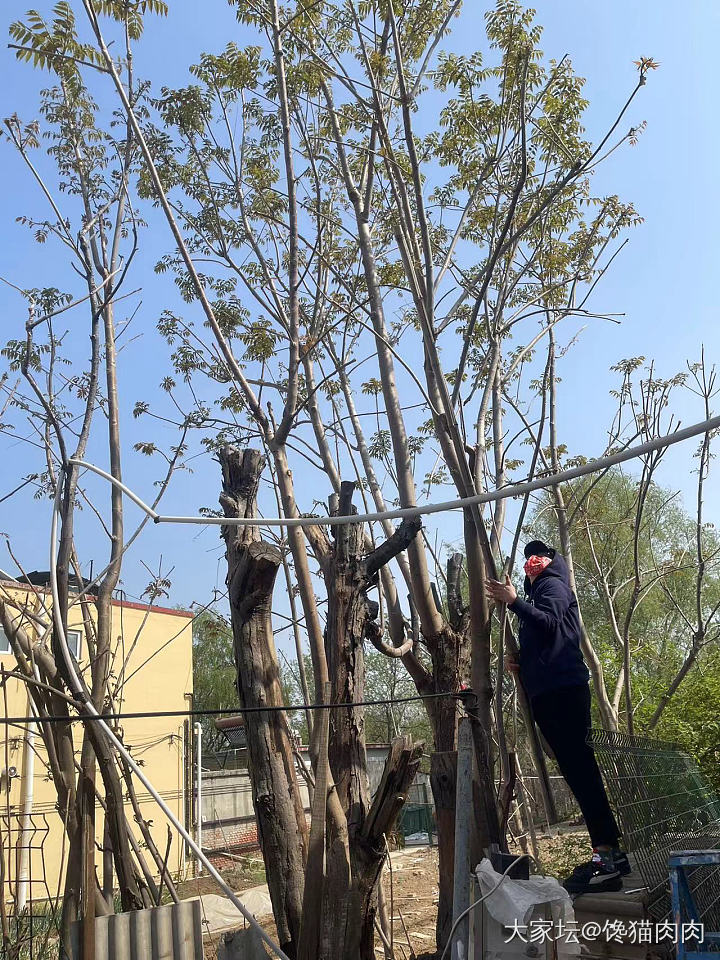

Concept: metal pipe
[[195, 721, 203, 876], [16, 693, 35, 912], [68, 411, 720, 528], [180, 720, 187, 879], [67, 460, 159, 519]]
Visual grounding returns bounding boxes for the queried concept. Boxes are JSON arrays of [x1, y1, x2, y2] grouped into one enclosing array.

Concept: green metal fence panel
[[399, 802, 435, 842]]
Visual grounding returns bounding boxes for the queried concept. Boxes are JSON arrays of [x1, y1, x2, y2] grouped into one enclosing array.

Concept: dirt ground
[[176, 854, 267, 901], [197, 828, 591, 959]]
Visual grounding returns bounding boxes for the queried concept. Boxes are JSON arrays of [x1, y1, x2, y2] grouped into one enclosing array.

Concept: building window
[[0, 627, 81, 656], [67, 629, 82, 659]]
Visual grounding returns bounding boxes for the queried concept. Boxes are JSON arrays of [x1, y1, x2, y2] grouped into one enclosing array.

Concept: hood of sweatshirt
[[523, 549, 570, 595], [536, 551, 570, 585]]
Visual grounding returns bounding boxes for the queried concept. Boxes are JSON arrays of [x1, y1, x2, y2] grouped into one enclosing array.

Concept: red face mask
[[524, 555, 552, 578]]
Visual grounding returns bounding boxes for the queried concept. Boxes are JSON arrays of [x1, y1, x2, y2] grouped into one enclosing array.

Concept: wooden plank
[[80, 759, 96, 960]]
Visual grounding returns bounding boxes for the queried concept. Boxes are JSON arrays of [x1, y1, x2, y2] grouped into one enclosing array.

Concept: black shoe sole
[[563, 874, 623, 895]]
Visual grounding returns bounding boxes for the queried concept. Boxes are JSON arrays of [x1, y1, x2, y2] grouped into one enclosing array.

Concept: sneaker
[[613, 849, 631, 876], [563, 853, 623, 895]]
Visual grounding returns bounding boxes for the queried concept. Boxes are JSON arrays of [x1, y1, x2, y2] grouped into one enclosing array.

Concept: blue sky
[[1, 1, 719, 656]]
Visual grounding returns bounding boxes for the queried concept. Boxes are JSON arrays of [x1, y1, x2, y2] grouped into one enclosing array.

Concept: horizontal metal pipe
[[69, 411, 720, 528]]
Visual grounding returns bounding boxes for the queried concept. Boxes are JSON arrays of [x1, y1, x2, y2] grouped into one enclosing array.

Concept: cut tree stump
[[219, 446, 308, 957]]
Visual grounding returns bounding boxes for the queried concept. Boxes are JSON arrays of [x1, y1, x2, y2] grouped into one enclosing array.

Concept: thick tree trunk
[[220, 446, 308, 957], [424, 553, 470, 949], [322, 486, 369, 959], [431, 748, 458, 947], [427, 627, 468, 948], [464, 513, 496, 847], [309, 481, 423, 960], [325, 485, 371, 842]]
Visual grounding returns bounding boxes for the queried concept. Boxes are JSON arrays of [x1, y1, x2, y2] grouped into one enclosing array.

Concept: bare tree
[[49, 0, 655, 951], [2, 2, 189, 951], [647, 357, 720, 728]]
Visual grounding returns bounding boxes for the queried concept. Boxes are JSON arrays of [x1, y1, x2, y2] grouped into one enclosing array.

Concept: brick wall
[[202, 813, 315, 869]]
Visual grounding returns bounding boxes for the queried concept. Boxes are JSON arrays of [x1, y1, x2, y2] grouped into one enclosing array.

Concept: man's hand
[[485, 574, 517, 606]]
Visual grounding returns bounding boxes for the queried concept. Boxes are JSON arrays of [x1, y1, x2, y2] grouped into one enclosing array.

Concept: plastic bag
[[474, 858, 581, 958]]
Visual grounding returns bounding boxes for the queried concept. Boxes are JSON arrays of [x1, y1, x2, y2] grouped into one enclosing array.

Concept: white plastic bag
[[474, 858, 581, 958]]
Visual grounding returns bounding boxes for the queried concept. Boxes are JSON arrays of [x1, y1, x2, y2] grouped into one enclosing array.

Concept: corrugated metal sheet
[[71, 899, 203, 960]]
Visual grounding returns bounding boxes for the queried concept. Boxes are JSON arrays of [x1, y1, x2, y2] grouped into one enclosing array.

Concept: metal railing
[[591, 729, 720, 926], [0, 811, 58, 960]]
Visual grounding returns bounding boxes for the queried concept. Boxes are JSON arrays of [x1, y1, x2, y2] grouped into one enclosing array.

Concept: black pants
[[532, 683, 620, 848]]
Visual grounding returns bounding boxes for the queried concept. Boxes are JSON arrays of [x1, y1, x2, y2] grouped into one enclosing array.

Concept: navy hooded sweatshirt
[[508, 552, 589, 700]]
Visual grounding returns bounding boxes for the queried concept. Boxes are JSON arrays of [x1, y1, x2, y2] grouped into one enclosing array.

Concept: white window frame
[[0, 626, 82, 657], [67, 628, 82, 659]]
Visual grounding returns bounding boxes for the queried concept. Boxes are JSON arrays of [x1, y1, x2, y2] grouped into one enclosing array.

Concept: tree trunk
[[431, 749, 458, 947], [325, 484, 371, 842], [322, 485, 370, 959], [552, 485, 617, 730], [424, 553, 470, 949], [219, 446, 308, 958], [309, 480, 423, 960], [427, 627, 468, 947]]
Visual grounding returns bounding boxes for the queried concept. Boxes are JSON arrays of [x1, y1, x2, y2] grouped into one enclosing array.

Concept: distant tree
[[363, 652, 433, 747], [284, 650, 433, 747], [527, 361, 720, 733], [192, 611, 237, 748], [193, 609, 299, 751], [649, 649, 720, 792]]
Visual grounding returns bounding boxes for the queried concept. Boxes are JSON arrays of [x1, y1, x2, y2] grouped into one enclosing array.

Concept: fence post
[[451, 717, 473, 960], [81, 759, 96, 960]]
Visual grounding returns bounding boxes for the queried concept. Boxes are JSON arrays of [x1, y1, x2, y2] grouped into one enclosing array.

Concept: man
[[485, 540, 630, 894]]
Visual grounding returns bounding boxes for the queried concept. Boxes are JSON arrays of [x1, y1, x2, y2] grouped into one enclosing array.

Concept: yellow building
[[0, 573, 195, 908]]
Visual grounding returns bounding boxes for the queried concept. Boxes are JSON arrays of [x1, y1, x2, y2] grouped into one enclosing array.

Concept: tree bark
[[431, 749, 458, 946], [220, 446, 308, 957], [306, 480, 423, 960]]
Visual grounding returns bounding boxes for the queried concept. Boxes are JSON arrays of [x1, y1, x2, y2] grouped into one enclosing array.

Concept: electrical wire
[[70, 411, 720, 528], [38, 411, 720, 958], [0, 688, 455, 725]]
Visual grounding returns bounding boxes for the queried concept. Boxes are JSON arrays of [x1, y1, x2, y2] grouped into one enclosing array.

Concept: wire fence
[[0, 812, 60, 960], [591, 729, 720, 927], [196, 741, 580, 871]]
